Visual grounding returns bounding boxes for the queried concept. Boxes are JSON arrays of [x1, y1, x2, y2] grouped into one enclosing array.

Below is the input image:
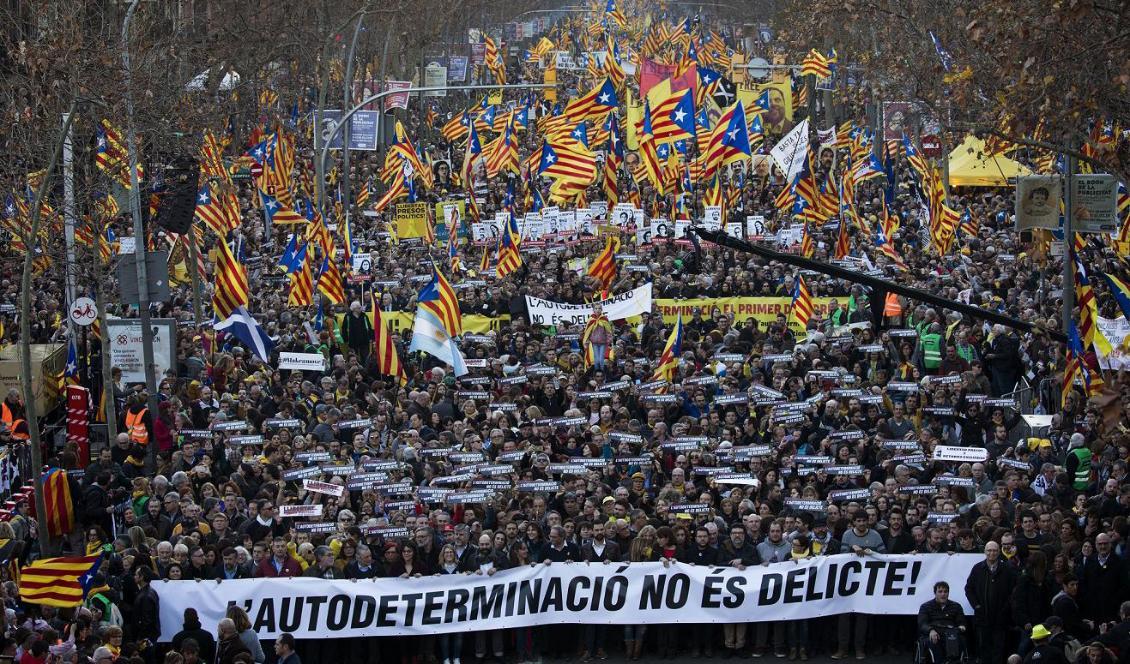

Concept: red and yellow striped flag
[[800, 49, 831, 78], [211, 240, 249, 320], [316, 257, 346, 305], [587, 235, 621, 290], [373, 299, 408, 386], [41, 468, 74, 538], [20, 554, 102, 608], [288, 253, 314, 307], [790, 275, 815, 332]]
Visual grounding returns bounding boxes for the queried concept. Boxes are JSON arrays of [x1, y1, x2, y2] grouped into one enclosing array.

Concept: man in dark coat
[[171, 608, 216, 664], [131, 567, 161, 646], [1051, 574, 1094, 640], [340, 301, 373, 362], [1080, 533, 1128, 624], [918, 581, 967, 664], [964, 540, 1017, 664], [81, 471, 115, 536], [983, 325, 1022, 396], [679, 527, 720, 657]]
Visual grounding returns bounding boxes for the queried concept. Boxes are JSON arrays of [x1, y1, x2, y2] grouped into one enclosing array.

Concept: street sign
[[115, 251, 171, 304], [920, 134, 943, 158], [249, 161, 263, 180], [322, 110, 380, 151], [424, 63, 448, 96], [69, 297, 98, 327], [746, 57, 770, 79]]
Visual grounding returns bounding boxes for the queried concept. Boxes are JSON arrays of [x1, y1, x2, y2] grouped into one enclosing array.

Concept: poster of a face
[[1014, 176, 1061, 231], [760, 82, 791, 134], [432, 160, 453, 191], [751, 154, 772, 179], [882, 101, 917, 141]]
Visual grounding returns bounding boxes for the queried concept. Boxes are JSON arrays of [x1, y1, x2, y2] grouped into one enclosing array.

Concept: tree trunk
[[20, 101, 79, 558]]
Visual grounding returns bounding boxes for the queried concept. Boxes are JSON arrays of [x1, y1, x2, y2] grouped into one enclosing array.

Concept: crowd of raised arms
[[0, 2, 1129, 664]]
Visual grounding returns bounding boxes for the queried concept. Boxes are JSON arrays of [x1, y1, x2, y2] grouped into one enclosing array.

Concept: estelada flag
[[20, 554, 102, 608], [41, 468, 74, 538]]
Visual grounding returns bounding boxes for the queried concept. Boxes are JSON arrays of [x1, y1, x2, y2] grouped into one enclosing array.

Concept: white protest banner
[[351, 253, 372, 274], [746, 215, 767, 238], [769, 118, 810, 182], [118, 236, 136, 255], [526, 283, 653, 326], [612, 204, 635, 226], [775, 225, 803, 247], [279, 504, 324, 518], [155, 555, 978, 641], [576, 208, 595, 232], [107, 319, 176, 384], [303, 479, 345, 498], [932, 446, 988, 463], [471, 222, 492, 242], [278, 352, 327, 372], [703, 206, 722, 231], [1096, 315, 1130, 370]]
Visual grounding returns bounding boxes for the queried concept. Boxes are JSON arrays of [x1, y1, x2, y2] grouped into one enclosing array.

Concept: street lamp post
[[510, 6, 587, 20], [318, 83, 555, 211], [122, 0, 160, 472], [340, 15, 366, 239]]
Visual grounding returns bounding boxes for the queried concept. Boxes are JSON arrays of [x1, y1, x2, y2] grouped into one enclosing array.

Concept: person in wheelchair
[[918, 581, 968, 663]]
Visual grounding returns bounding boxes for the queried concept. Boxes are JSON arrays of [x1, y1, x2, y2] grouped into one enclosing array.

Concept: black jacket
[[1051, 590, 1092, 640], [171, 619, 216, 664], [543, 542, 581, 562], [679, 543, 720, 566], [917, 599, 966, 635], [719, 540, 759, 566], [964, 560, 1017, 627], [344, 560, 382, 579], [1080, 555, 1129, 623], [216, 635, 252, 664], [1023, 642, 1070, 664], [582, 539, 622, 563], [132, 585, 161, 642], [1011, 572, 1057, 631], [81, 483, 113, 533]]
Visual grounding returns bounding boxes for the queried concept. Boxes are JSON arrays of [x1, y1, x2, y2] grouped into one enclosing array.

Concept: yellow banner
[[654, 297, 835, 333], [435, 200, 466, 238], [336, 313, 510, 337], [738, 81, 793, 134], [544, 67, 557, 103], [368, 313, 510, 335], [394, 202, 430, 239], [625, 89, 642, 151], [335, 299, 839, 340]]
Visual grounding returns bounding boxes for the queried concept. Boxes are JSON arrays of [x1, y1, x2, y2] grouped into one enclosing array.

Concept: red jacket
[[254, 556, 303, 578]]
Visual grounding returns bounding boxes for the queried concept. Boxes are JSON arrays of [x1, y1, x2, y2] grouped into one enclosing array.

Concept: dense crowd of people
[[1, 5, 1129, 664]]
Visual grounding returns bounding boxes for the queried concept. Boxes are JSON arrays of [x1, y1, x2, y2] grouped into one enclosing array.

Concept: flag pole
[[341, 15, 366, 246], [1062, 154, 1076, 336]]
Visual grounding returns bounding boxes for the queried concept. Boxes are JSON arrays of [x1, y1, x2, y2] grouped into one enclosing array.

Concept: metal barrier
[[1004, 378, 1035, 414]]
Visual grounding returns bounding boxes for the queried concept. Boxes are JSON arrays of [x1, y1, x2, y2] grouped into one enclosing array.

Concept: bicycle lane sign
[[70, 297, 98, 327]]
